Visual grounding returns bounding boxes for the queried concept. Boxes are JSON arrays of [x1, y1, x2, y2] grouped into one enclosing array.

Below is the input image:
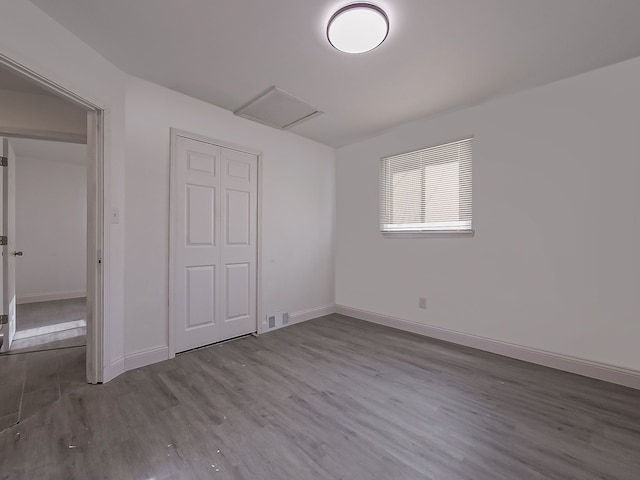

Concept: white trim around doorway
[[0, 54, 106, 384]]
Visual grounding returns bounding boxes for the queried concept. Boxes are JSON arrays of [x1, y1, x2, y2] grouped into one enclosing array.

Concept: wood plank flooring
[[16, 298, 86, 331], [8, 299, 87, 353], [0, 314, 639, 479], [0, 347, 86, 432]]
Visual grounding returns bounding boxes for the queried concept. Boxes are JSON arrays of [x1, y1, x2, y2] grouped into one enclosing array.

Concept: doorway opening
[[0, 57, 104, 429], [9, 138, 88, 353]]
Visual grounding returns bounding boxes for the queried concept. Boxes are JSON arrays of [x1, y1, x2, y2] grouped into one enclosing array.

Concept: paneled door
[[172, 134, 258, 353], [0, 137, 16, 353], [220, 147, 257, 340]]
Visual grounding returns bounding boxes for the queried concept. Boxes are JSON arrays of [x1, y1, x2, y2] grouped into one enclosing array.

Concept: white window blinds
[[380, 138, 473, 233]]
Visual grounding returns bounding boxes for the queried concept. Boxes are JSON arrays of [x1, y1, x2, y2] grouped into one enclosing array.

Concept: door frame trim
[[0, 54, 106, 383], [168, 128, 262, 358]]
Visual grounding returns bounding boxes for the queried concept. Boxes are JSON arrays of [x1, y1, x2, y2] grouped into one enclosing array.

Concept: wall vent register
[[267, 312, 289, 329]]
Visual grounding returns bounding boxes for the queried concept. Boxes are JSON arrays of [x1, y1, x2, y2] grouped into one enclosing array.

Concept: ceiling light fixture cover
[[327, 3, 389, 54]]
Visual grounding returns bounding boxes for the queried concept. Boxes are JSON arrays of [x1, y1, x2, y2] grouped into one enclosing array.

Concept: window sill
[[382, 230, 475, 238]]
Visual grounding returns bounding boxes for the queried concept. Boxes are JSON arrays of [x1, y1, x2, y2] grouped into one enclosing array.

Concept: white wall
[[336, 56, 640, 372], [0, 0, 126, 381], [16, 155, 86, 302], [124, 77, 335, 357]]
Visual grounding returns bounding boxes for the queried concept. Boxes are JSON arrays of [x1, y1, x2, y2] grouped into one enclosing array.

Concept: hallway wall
[[16, 151, 87, 303]]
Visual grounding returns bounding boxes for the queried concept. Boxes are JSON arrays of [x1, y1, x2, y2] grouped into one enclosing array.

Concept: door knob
[[14, 251, 23, 256]]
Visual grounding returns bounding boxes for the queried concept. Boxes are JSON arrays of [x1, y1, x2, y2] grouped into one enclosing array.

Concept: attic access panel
[[234, 87, 323, 129]]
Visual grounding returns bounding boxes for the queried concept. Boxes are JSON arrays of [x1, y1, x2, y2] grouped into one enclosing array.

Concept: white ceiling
[[29, 0, 640, 147], [10, 138, 87, 165]]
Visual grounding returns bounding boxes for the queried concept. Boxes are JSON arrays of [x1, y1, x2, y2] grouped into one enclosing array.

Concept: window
[[380, 138, 473, 234]]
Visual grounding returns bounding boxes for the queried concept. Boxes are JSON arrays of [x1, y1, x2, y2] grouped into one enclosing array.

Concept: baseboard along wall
[[124, 346, 170, 372], [335, 305, 640, 390]]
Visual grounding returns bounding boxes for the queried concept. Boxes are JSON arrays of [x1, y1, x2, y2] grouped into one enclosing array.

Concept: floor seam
[[16, 365, 26, 423]]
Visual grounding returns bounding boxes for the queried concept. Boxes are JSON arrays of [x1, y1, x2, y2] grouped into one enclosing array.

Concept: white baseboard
[[103, 357, 125, 383], [259, 304, 336, 334], [17, 290, 86, 304], [335, 305, 640, 390], [124, 345, 169, 372], [290, 304, 336, 325]]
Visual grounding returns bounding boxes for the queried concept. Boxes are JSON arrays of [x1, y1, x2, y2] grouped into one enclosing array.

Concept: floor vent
[[234, 87, 322, 130]]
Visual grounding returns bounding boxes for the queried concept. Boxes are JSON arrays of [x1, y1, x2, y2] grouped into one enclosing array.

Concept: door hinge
[[0, 156, 7, 167], [0, 315, 7, 325], [0, 236, 6, 246]]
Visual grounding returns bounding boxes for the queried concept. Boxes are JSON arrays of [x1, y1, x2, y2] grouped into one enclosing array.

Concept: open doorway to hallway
[[10, 138, 87, 354], [0, 61, 101, 431]]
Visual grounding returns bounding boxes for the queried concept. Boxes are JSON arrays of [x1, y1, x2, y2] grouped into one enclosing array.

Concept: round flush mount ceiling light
[[327, 3, 389, 54]]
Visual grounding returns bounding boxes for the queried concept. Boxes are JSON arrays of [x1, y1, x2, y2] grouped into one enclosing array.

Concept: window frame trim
[[382, 229, 475, 238], [379, 136, 474, 237]]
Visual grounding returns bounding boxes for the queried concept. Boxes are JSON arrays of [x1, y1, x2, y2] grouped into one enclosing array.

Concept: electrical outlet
[[419, 297, 427, 309]]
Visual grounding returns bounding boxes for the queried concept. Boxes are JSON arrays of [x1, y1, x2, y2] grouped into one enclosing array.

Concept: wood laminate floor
[[0, 314, 639, 479], [0, 347, 85, 432], [16, 298, 86, 331], [8, 299, 87, 354]]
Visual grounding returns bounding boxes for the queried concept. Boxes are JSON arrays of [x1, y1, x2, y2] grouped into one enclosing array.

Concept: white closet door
[[220, 147, 257, 340], [173, 136, 222, 353], [173, 134, 257, 353]]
